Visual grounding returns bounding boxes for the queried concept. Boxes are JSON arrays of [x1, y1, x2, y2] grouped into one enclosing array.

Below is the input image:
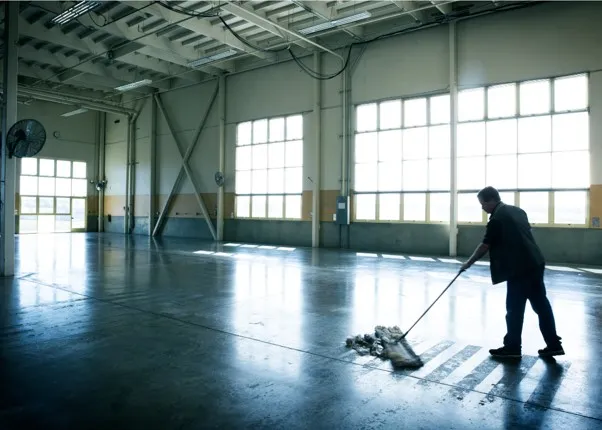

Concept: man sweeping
[[460, 186, 564, 359]]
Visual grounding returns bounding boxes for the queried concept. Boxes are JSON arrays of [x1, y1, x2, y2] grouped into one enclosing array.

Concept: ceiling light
[[115, 79, 153, 92], [187, 49, 237, 68], [61, 107, 88, 117], [51, 1, 102, 25], [299, 11, 372, 35]]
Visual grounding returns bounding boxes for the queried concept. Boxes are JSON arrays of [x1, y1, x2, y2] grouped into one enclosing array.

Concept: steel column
[[217, 75, 226, 241], [449, 21, 459, 256], [149, 94, 157, 236], [98, 112, 106, 232], [312, 52, 322, 248]]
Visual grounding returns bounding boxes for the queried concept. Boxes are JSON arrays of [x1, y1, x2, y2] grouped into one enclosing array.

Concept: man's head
[[477, 186, 501, 214]]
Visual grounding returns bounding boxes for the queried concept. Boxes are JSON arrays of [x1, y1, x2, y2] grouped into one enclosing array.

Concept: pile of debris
[[345, 325, 423, 369]]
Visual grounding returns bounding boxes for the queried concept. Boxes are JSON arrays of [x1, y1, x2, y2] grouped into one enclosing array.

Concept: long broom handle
[[402, 269, 464, 339]]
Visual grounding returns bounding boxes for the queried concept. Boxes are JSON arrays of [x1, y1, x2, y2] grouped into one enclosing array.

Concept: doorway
[[18, 158, 88, 233]]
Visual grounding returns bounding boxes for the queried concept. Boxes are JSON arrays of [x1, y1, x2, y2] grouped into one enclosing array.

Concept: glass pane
[[38, 197, 54, 214], [355, 132, 378, 163], [71, 179, 87, 197], [19, 215, 37, 233], [236, 171, 251, 194], [458, 193, 482, 222], [518, 116, 551, 153], [520, 79, 550, 115], [355, 194, 376, 220], [458, 87, 485, 121], [429, 125, 450, 158], [404, 98, 427, 127], [554, 74, 587, 112], [354, 163, 377, 191], [39, 159, 54, 176], [56, 197, 70, 214], [38, 177, 55, 196], [518, 153, 551, 188], [378, 163, 402, 192], [488, 83, 516, 118], [20, 196, 37, 214], [518, 192, 548, 224], [356, 104, 377, 132], [267, 168, 284, 194], [268, 142, 285, 168], [251, 195, 266, 218], [21, 158, 37, 175], [56, 160, 71, 177], [236, 146, 252, 171], [252, 144, 268, 169], [554, 191, 586, 224], [379, 100, 401, 129], [457, 122, 486, 156], [237, 122, 252, 146], [552, 112, 588, 151], [268, 195, 283, 218], [551, 151, 589, 188], [284, 167, 302, 193], [428, 158, 450, 191], [486, 119, 517, 155], [486, 155, 517, 189], [269, 118, 285, 142], [403, 193, 426, 221], [20, 176, 38, 195], [71, 199, 86, 229], [236, 196, 250, 217], [402, 127, 428, 160], [430, 193, 450, 222], [430, 94, 450, 124], [378, 130, 402, 162], [402, 159, 428, 191], [499, 191, 515, 205], [285, 140, 303, 167], [253, 119, 268, 143], [38, 215, 55, 233], [72, 162, 86, 179], [54, 178, 72, 197], [55, 215, 71, 233], [286, 115, 303, 140], [285, 195, 302, 219], [251, 169, 267, 194], [457, 156, 485, 190], [379, 194, 400, 221]]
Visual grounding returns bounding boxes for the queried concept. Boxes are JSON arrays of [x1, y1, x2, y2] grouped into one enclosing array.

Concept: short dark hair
[[477, 186, 501, 203]]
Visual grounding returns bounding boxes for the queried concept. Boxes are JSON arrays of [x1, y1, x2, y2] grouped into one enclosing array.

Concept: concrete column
[[217, 75, 226, 241], [149, 94, 156, 236], [98, 112, 106, 232], [1, 1, 18, 277], [449, 21, 459, 257], [124, 118, 131, 234], [312, 52, 322, 248]]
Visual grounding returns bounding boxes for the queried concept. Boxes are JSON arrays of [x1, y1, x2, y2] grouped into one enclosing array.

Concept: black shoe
[[489, 346, 521, 358], [538, 346, 565, 357]]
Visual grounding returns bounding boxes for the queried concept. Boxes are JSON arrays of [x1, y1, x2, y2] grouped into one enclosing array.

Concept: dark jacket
[[483, 202, 545, 284]]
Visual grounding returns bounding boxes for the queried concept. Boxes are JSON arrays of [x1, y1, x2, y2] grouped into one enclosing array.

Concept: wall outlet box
[[593, 217, 600, 228]]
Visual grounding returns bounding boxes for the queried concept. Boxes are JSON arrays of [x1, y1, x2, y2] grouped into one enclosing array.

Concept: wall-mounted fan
[[214, 171, 224, 187], [5, 119, 46, 158]]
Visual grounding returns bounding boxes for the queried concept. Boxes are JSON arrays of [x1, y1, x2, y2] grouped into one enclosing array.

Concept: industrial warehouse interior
[[1, 0, 602, 428]]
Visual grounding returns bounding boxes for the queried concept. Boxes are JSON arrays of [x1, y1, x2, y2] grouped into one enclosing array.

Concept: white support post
[[98, 112, 106, 232], [312, 52, 322, 248], [149, 94, 156, 236], [1, 1, 18, 277], [153, 88, 218, 239], [449, 21, 459, 257], [217, 75, 226, 241], [124, 117, 131, 234]]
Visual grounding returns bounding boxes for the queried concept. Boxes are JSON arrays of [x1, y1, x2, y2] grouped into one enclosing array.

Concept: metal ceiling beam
[[390, 1, 428, 22], [121, 1, 275, 62], [291, 0, 363, 40], [432, 1, 453, 14]]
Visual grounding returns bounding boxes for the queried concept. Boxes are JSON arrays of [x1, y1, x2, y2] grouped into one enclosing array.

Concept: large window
[[457, 73, 589, 225], [18, 158, 88, 233], [235, 115, 303, 219], [354, 94, 451, 222]]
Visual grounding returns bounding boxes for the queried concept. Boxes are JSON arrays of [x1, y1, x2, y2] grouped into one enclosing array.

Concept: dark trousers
[[503, 265, 561, 350]]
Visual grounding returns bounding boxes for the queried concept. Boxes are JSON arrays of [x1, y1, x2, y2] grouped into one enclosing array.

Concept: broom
[[384, 269, 465, 369]]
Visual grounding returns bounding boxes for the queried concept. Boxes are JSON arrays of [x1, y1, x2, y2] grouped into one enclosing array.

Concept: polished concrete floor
[[1, 233, 601, 429]]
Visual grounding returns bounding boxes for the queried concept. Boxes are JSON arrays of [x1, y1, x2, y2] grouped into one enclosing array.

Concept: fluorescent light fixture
[[299, 11, 371, 35], [188, 49, 237, 68], [51, 1, 102, 25], [61, 107, 88, 117], [115, 79, 153, 92]]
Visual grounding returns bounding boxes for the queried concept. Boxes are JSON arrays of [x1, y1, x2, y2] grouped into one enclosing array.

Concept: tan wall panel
[[104, 195, 125, 216], [302, 190, 312, 221], [590, 184, 602, 228], [224, 192, 235, 219], [320, 190, 339, 222]]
